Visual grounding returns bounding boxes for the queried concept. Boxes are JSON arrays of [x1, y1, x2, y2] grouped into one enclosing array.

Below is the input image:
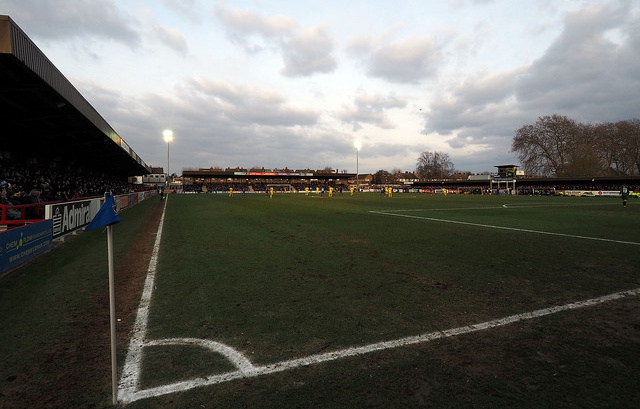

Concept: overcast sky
[[2, 0, 639, 175]]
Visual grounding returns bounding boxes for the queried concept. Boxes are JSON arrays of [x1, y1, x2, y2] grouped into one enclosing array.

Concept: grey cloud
[[362, 142, 418, 161], [344, 35, 372, 56], [350, 35, 442, 84], [425, 1, 640, 155], [280, 25, 338, 77], [3, 0, 141, 48], [165, 123, 353, 173], [446, 0, 495, 7], [339, 92, 408, 131], [215, 8, 337, 77], [214, 7, 297, 53], [79, 76, 329, 170], [181, 78, 318, 127], [153, 24, 188, 55], [426, 68, 526, 136], [79, 77, 421, 173], [516, 2, 640, 120], [214, 7, 297, 38], [517, 4, 628, 104], [455, 71, 520, 107], [162, 0, 203, 23]]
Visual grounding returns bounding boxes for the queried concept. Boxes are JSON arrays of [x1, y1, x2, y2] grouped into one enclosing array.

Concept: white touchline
[[369, 210, 640, 246], [118, 197, 168, 402], [117, 201, 640, 404]]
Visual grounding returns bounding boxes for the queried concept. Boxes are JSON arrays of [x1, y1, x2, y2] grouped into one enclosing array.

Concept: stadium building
[[0, 15, 150, 177]]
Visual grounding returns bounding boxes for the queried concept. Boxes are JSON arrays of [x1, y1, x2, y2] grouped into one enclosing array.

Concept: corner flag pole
[[107, 224, 117, 404], [84, 193, 121, 404]]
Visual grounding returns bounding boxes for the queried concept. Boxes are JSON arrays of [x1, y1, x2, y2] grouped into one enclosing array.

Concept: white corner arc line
[[145, 338, 256, 373], [369, 210, 640, 246]]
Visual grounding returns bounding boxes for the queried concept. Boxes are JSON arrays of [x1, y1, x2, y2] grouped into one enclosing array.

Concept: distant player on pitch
[[621, 185, 630, 207]]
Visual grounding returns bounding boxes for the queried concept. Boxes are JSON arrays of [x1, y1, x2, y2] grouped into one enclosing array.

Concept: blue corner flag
[[85, 194, 120, 232]]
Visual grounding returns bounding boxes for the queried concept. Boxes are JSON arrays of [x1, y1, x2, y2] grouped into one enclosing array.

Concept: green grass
[[151, 193, 639, 342], [2, 193, 640, 408], [137, 193, 640, 407]]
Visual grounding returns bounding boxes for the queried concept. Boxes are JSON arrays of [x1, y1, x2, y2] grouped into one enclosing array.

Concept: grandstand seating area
[[182, 181, 350, 193], [0, 159, 140, 225]]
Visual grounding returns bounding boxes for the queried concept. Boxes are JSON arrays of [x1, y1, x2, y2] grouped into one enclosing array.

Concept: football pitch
[[2, 192, 640, 408], [120, 192, 640, 407]]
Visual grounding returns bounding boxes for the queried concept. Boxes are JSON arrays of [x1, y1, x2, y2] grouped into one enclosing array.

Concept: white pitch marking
[[146, 338, 256, 373], [118, 198, 168, 403], [386, 201, 617, 213], [369, 210, 640, 246], [119, 287, 640, 404]]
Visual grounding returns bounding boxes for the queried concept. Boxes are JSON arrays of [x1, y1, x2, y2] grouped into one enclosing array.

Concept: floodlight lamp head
[[354, 141, 362, 151], [163, 129, 174, 143]]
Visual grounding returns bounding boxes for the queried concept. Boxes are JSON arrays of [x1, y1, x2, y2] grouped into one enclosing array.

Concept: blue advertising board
[[0, 220, 53, 275]]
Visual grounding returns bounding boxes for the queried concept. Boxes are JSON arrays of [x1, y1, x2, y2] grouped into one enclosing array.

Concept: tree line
[[512, 115, 640, 177], [409, 114, 640, 181], [370, 151, 459, 184]]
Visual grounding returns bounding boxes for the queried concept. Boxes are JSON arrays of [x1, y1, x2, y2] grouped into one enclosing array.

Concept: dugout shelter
[[490, 164, 518, 193], [0, 15, 150, 177]]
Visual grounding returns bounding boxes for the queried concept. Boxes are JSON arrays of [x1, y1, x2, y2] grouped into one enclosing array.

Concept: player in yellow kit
[[269, 187, 274, 199], [228, 187, 233, 197]]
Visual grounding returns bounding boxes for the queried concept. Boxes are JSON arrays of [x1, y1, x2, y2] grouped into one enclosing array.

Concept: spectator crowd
[[1, 160, 138, 220]]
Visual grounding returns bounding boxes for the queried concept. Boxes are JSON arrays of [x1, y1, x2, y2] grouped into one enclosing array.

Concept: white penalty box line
[[369, 207, 640, 247], [117, 200, 640, 404]]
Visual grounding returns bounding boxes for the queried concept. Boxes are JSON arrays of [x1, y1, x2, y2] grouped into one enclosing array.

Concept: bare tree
[[592, 122, 629, 176], [616, 119, 640, 175], [373, 169, 393, 184], [416, 150, 455, 179], [511, 115, 579, 176], [512, 115, 640, 177], [565, 122, 603, 177]]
